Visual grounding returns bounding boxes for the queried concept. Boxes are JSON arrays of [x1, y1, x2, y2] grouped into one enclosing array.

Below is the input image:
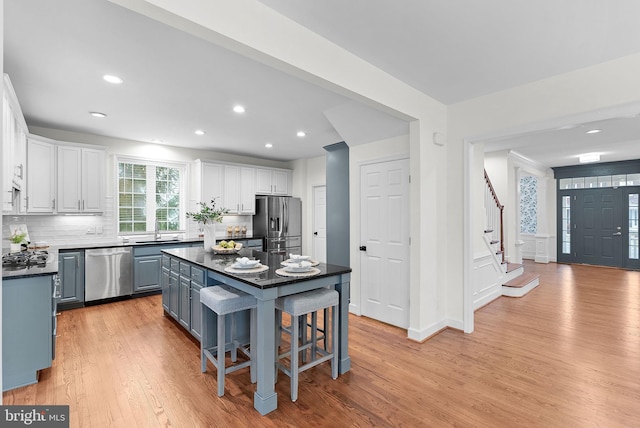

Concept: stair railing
[[484, 169, 504, 263]]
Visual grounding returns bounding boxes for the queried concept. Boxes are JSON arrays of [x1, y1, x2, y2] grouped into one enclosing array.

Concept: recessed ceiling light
[[296, 131, 306, 137], [586, 129, 601, 134], [151, 139, 163, 144], [89, 112, 107, 118], [265, 143, 273, 148], [579, 153, 600, 163], [233, 105, 245, 113], [103, 74, 123, 84], [195, 130, 206, 136]]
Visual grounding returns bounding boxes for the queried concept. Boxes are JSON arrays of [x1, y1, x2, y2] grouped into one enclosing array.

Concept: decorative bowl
[[212, 243, 243, 254]]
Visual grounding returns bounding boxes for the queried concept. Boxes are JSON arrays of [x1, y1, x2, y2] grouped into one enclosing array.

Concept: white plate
[[289, 254, 311, 261], [233, 259, 261, 269], [235, 257, 260, 266], [284, 265, 313, 273], [232, 263, 262, 270]]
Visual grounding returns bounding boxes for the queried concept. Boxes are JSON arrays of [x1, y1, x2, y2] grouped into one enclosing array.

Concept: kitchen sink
[[132, 238, 181, 244], [123, 234, 182, 244]]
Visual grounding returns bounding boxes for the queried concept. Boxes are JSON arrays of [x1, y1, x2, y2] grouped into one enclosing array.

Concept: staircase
[[484, 170, 540, 298]]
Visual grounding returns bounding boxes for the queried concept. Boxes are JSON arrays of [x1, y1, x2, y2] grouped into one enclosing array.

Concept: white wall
[[484, 151, 509, 204], [290, 155, 326, 258]]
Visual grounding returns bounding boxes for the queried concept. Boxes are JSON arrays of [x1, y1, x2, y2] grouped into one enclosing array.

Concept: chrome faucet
[[155, 219, 161, 240]]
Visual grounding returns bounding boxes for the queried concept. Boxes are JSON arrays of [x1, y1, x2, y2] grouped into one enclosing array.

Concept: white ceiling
[[6, 0, 640, 167], [4, 0, 408, 161]]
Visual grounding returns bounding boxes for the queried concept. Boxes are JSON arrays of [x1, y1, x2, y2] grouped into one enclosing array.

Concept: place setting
[[224, 257, 269, 274], [276, 254, 321, 277]]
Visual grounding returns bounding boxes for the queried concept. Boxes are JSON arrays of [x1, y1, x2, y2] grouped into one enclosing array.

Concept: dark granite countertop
[[53, 237, 204, 251], [52, 235, 264, 251], [2, 262, 58, 279], [162, 247, 351, 290]]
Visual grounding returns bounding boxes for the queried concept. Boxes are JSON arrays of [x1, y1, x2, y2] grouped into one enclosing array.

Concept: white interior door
[[360, 158, 410, 328], [312, 185, 327, 263]]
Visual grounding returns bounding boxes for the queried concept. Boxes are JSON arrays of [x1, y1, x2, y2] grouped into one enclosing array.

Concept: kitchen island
[[161, 247, 351, 415]]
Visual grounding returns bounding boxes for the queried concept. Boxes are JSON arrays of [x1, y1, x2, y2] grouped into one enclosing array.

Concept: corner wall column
[[324, 142, 350, 267]]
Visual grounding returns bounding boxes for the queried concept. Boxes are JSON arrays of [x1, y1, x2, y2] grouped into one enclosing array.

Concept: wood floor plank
[[4, 260, 640, 427]]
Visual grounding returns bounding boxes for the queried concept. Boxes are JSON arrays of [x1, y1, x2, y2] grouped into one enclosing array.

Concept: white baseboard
[[535, 255, 550, 263], [407, 318, 464, 342], [348, 303, 361, 316]]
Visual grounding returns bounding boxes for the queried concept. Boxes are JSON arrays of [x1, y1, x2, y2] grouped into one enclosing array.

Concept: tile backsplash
[[3, 196, 254, 247], [2, 197, 117, 246]]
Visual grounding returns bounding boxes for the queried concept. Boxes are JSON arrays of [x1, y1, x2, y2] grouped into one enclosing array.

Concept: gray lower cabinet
[[161, 256, 170, 312], [2, 274, 55, 391], [162, 255, 207, 341], [133, 255, 162, 293], [246, 238, 263, 251], [178, 275, 190, 329], [58, 250, 85, 309], [133, 243, 192, 293], [189, 265, 205, 340], [169, 271, 179, 319]]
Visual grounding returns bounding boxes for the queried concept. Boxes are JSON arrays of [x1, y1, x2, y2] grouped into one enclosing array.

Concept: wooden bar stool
[[275, 288, 339, 402], [200, 285, 257, 397]]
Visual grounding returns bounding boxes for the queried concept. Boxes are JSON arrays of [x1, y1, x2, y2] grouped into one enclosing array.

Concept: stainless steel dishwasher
[[85, 247, 133, 301]]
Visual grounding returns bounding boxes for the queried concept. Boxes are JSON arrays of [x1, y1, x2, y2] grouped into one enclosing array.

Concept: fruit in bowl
[[213, 241, 243, 254], [218, 240, 237, 249]]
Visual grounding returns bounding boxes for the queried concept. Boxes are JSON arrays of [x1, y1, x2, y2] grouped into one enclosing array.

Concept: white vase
[[10, 243, 22, 253], [203, 223, 216, 252]]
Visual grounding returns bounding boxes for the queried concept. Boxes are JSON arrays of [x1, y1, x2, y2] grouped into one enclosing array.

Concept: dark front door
[[574, 188, 623, 267]]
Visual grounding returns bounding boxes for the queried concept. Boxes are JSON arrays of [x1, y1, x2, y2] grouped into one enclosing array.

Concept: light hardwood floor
[[4, 261, 640, 427]]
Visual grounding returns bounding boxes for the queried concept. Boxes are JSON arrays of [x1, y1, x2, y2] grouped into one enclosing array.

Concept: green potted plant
[[186, 198, 229, 252], [8, 231, 27, 253]]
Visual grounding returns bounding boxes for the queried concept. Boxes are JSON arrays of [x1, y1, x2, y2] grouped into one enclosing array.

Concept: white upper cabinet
[[239, 167, 256, 214], [2, 95, 15, 213], [255, 168, 291, 195], [56, 146, 81, 212], [57, 146, 105, 213], [81, 148, 105, 212], [195, 160, 224, 207], [26, 138, 56, 213], [3, 75, 28, 214], [223, 165, 255, 214], [196, 160, 291, 215]]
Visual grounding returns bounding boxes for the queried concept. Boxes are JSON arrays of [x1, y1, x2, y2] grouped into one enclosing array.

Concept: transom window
[[559, 174, 640, 189], [117, 158, 186, 234]]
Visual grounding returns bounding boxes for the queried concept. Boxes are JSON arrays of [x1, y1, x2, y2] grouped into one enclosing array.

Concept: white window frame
[[115, 155, 188, 235]]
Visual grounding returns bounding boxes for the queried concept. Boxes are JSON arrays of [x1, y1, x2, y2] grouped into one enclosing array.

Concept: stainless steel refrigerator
[[253, 196, 302, 256]]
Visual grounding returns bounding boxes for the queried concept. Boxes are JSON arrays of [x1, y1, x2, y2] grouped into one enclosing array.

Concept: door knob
[[314, 232, 318, 235], [613, 232, 622, 236], [359, 246, 367, 251]]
